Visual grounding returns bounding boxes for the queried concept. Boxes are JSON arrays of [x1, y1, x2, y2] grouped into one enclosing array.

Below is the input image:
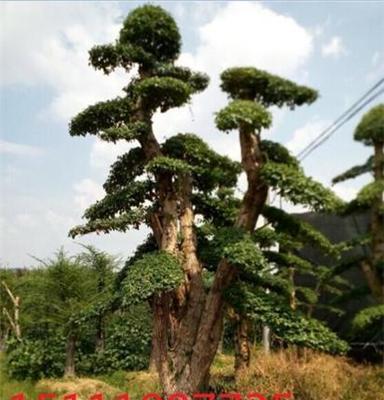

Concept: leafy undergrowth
[[1, 350, 383, 400]]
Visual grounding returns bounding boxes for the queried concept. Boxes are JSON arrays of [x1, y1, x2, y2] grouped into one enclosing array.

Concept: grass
[[1, 350, 383, 400]]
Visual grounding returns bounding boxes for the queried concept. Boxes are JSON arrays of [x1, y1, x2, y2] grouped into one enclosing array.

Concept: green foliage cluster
[[332, 156, 373, 184], [119, 5, 181, 64], [163, 133, 241, 191], [103, 147, 146, 193], [353, 304, 384, 331], [354, 104, 384, 145], [70, 98, 132, 138], [215, 100, 272, 132], [261, 162, 343, 212], [147, 155, 192, 175], [122, 251, 183, 306], [354, 180, 384, 210], [135, 77, 192, 112], [220, 67, 318, 107], [262, 206, 335, 254], [78, 312, 152, 375], [227, 285, 349, 354], [6, 335, 66, 380], [69, 209, 147, 238], [260, 140, 300, 168]]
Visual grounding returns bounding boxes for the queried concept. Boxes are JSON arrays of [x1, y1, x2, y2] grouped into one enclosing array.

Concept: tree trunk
[[135, 90, 267, 393], [64, 332, 76, 378], [234, 317, 251, 377], [95, 315, 105, 353], [1, 281, 21, 340]]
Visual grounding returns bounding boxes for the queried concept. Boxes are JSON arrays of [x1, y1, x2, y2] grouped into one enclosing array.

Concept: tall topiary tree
[[333, 104, 384, 337], [215, 67, 343, 373], [69, 5, 343, 392]]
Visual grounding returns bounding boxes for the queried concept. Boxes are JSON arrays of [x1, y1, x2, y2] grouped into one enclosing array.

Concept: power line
[[296, 77, 384, 161]]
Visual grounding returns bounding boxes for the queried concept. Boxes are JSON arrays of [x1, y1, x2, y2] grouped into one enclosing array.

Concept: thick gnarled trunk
[[136, 87, 267, 394], [234, 317, 251, 378]]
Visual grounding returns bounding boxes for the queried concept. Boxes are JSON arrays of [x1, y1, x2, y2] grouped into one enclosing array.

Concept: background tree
[[332, 104, 384, 348], [213, 67, 344, 373], [69, 5, 346, 393], [77, 244, 119, 353], [20, 250, 95, 377]]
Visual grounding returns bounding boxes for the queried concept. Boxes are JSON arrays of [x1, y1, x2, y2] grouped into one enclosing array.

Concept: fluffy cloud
[[1, 2, 127, 120], [0, 140, 43, 156], [73, 178, 104, 211], [286, 119, 329, 155], [321, 36, 346, 58], [184, 2, 313, 77], [155, 1, 314, 161], [89, 138, 134, 172]]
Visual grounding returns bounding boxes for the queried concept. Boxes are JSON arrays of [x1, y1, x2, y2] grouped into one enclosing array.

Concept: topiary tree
[[333, 104, 384, 340], [69, 5, 343, 393]]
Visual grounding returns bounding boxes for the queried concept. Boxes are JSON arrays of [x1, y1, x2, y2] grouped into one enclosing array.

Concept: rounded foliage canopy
[[354, 104, 384, 145], [119, 5, 181, 64], [220, 67, 318, 108], [215, 100, 272, 132]]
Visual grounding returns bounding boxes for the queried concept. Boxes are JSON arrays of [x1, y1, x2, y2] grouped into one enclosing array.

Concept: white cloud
[[286, 119, 329, 155], [183, 2, 313, 78], [321, 36, 346, 58], [155, 1, 314, 161], [1, 2, 127, 120], [0, 140, 43, 156], [90, 138, 133, 171], [367, 51, 384, 82], [333, 184, 358, 202], [73, 178, 104, 210]]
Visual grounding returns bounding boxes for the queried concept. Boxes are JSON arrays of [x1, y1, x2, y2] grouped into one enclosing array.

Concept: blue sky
[[1, 1, 383, 267]]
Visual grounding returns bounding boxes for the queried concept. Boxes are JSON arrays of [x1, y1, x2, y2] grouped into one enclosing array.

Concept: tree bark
[[95, 315, 105, 353], [234, 317, 251, 378], [64, 332, 76, 378], [133, 77, 268, 393]]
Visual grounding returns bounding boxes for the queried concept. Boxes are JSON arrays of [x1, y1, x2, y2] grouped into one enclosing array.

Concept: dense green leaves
[[103, 147, 146, 193], [215, 100, 272, 132], [224, 236, 268, 273], [260, 140, 300, 168], [69, 97, 132, 138], [154, 64, 209, 93], [135, 77, 192, 112], [227, 285, 349, 354], [332, 156, 373, 184], [83, 181, 152, 221], [163, 133, 241, 191], [119, 5, 181, 64], [69, 209, 147, 237], [220, 67, 318, 108], [354, 104, 384, 145], [147, 155, 192, 175], [122, 251, 183, 306], [262, 206, 336, 254], [353, 304, 384, 330], [261, 162, 343, 212]]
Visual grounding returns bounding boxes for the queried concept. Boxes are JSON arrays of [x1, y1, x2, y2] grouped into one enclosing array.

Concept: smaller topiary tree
[[333, 104, 384, 342]]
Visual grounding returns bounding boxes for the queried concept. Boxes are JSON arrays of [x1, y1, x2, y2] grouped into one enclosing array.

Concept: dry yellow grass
[[3, 350, 382, 400], [37, 377, 121, 400], [210, 348, 384, 400]]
